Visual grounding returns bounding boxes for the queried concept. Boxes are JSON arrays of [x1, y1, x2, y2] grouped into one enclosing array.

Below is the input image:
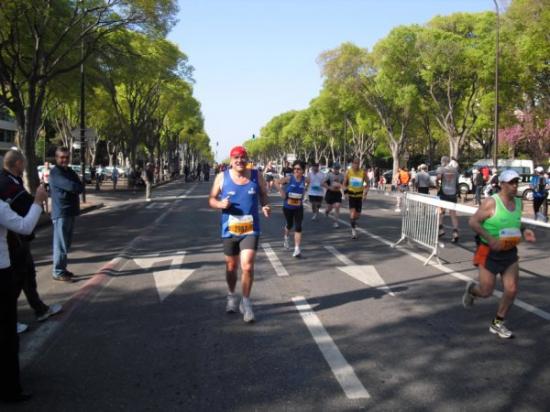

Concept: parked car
[[69, 164, 92, 183]]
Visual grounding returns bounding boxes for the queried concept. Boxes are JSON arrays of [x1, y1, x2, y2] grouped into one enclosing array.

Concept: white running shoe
[[489, 321, 513, 339], [333, 222, 339, 228], [462, 281, 475, 308], [395, 208, 401, 213], [239, 299, 255, 323], [311, 213, 317, 221], [226, 293, 239, 313], [37, 303, 63, 322], [351, 228, 357, 239], [293, 247, 301, 258], [283, 236, 290, 250], [17, 322, 28, 334]]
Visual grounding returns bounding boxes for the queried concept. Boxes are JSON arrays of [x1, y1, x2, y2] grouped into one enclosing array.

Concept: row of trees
[[247, 0, 549, 178], [0, 0, 212, 190]]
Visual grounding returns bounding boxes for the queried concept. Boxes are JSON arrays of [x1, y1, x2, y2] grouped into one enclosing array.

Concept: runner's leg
[[240, 249, 256, 298], [497, 262, 519, 319], [225, 255, 239, 293], [469, 266, 496, 298]]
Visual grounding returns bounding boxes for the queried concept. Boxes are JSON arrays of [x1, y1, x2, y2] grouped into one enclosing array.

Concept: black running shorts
[[473, 244, 518, 276], [348, 196, 363, 212], [308, 195, 323, 204], [325, 190, 342, 205], [223, 236, 259, 256]]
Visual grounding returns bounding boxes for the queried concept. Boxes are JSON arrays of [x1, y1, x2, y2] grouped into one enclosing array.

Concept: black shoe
[[0, 392, 33, 403], [64, 270, 75, 277], [53, 274, 74, 282]]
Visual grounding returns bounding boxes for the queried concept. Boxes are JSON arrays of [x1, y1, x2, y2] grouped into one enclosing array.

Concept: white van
[[473, 159, 534, 176]]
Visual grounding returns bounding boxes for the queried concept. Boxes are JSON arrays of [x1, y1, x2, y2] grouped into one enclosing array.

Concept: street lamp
[[493, 0, 500, 168], [79, 2, 87, 202]]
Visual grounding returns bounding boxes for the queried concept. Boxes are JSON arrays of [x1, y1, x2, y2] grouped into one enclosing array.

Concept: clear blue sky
[[168, 0, 493, 161]]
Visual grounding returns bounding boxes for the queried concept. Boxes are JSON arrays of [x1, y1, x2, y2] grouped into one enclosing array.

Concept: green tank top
[[481, 194, 522, 248]]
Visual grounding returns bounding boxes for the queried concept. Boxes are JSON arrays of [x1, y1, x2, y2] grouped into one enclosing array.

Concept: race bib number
[[228, 215, 254, 236], [287, 191, 303, 206], [350, 177, 363, 188], [499, 228, 521, 250]]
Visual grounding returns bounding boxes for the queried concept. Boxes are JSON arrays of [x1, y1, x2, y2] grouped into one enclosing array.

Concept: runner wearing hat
[[209, 146, 271, 323], [463, 169, 536, 338], [323, 162, 345, 228]]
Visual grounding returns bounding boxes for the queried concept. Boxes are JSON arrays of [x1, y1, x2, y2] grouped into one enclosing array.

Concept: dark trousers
[[0, 267, 22, 398], [534, 195, 547, 215], [12, 246, 48, 317]]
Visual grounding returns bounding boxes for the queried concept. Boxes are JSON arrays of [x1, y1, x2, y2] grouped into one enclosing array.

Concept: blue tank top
[[220, 169, 260, 238], [284, 175, 305, 210]]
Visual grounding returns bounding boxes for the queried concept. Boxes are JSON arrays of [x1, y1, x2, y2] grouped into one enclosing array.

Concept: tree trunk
[[449, 137, 460, 160]]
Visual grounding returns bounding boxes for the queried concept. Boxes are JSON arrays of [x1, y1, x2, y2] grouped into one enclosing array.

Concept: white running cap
[[499, 169, 520, 182]]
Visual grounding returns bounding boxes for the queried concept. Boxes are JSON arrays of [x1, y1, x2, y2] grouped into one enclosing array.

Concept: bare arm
[[208, 173, 230, 210], [257, 173, 271, 217]]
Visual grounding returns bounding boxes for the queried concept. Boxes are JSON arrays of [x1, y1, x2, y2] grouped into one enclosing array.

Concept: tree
[[0, 0, 177, 190]]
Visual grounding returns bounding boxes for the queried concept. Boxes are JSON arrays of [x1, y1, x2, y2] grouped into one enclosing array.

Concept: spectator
[[0, 180, 47, 403], [49, 147, 83, 282], [196, 163, 202, 181], [472, 168, 484, 205], [41, 162, 51, 213], [143, 163, 154, 201], [111, 165, 119, 191], [0, 151, 63, 328], [530, 166, 548, 221]]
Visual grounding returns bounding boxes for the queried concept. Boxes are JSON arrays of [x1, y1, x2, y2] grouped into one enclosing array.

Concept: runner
[[281, 160, 293, 179], [436, 156, 460, 243], [209, 146, 271, 323], [394, 167, 410, 212], [322, 162, 345, 228], [415, 164, 431, 194], [264, 161, 277, 193], [343, 158, 368, 239], [307, 162, 325, 220], [276, 160, 308, 257], [463, 170, 536, 338]]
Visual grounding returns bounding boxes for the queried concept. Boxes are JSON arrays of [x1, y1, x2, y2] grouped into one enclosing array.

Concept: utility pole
[[79, 5, 87, 203], [493, 0, 500, 168]]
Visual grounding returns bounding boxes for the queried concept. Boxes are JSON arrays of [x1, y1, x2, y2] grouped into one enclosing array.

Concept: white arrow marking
[[133, 253, 161, 270], [325, 245, 395, 296], [153, 254, 194, 302]]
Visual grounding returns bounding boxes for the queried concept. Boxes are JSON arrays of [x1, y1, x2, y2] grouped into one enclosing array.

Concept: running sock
[[242, 297, 250, 304], [493, 316, 504, 324]]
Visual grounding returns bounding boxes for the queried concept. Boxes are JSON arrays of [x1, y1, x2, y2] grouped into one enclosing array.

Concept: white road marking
[[261, 243, 289, 277], [153, 253, 194, 302], [329, 215, 550, 321], [292, 296, 370, 400], [325, 246, 395, 296]]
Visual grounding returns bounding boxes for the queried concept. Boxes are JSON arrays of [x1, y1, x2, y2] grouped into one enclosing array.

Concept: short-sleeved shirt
[[437, 166, 458, 196]]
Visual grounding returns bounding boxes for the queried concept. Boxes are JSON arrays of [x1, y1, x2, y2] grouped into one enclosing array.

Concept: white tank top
[[308, 172, 325, 196]]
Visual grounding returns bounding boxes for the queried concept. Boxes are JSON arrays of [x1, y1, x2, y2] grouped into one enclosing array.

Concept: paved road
[[10, 179, 550, 411]]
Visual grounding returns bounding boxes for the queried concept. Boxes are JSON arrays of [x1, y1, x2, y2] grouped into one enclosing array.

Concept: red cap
[[230, 146, 247, 158]]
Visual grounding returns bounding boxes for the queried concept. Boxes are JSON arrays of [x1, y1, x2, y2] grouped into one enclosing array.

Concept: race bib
[[228, 215, 254, 236], [350, 177, 363, 188], [310, 185, 322, 195], [499, 228, 521, 250], [287, 191, 303, 206]]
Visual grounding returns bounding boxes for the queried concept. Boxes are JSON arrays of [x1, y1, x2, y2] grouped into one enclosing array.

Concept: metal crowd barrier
[[392, 192, 550, 265]]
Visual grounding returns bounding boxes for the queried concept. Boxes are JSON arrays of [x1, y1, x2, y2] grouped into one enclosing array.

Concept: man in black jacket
[[0, 151, 62, 325]]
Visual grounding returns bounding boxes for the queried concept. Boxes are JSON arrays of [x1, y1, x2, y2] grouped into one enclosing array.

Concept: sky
[[168, 0, 494, 162]]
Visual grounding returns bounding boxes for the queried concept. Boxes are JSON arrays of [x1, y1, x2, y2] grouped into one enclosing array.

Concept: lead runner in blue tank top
[[276, 160, 309, 258], [209, 146, 270, 323]]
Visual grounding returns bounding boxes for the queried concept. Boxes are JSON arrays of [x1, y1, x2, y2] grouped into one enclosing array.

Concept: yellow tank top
[[347, 169, 366, 197]]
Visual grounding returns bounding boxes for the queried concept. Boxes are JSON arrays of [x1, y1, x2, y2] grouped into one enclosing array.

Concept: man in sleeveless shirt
[[464, 170, 536, 338], [209, 146, 271, 323], [343, 158, 368, 239]]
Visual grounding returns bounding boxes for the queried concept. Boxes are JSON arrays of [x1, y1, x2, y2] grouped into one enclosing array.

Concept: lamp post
[[493, 0, 500, 169], [79, 3, 87, 203]]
